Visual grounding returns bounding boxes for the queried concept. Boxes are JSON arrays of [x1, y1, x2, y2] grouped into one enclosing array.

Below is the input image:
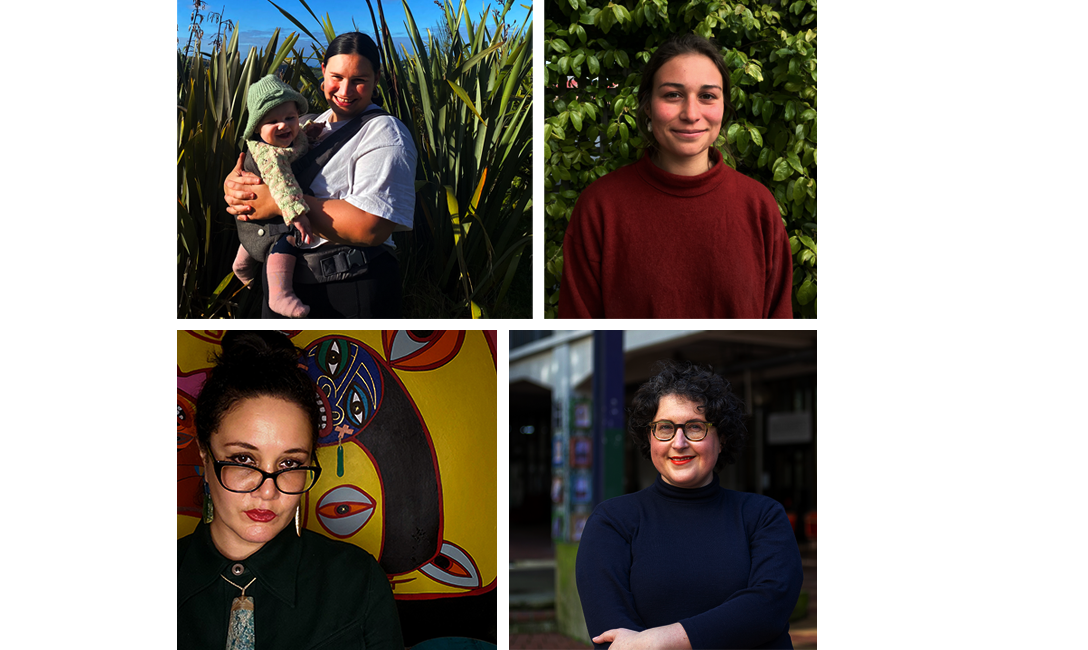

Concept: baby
[[232, 74, 321, 318]]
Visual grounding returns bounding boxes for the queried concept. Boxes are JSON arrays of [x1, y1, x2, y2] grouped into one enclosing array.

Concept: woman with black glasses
[[178, 331, 403, 649], [575, 361, 802, 649]]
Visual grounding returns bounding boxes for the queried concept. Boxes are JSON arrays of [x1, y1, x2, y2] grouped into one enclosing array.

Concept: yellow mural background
[[177, 330, 497, 598]]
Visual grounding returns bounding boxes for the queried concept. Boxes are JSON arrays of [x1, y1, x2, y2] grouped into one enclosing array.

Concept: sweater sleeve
[[575, 506, 646, 648], [677, 501, 803, 649], [359, 553, 405, 650], [558, 195, 604, 318], [764, 202, 794, 319], [246, 138, 309, 225]]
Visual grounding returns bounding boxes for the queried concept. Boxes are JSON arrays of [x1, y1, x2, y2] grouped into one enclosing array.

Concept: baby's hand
[[291, 213, 312, 246], [302, 120, 324, 140]]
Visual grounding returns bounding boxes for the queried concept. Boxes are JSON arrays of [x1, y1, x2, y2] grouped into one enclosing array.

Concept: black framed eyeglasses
[[209, 454, 321, 494], [649, 420, 712, 442]]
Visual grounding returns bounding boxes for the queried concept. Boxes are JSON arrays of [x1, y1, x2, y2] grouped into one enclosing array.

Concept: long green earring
[[336, 429, 346, 478], [202, 481, 215, 524]]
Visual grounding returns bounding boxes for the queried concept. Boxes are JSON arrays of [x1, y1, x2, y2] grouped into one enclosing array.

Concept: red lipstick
[[245, 509, 276, 522]]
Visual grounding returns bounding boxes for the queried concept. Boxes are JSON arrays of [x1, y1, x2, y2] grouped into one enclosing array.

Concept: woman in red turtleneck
[[558, 33, 793, 319]]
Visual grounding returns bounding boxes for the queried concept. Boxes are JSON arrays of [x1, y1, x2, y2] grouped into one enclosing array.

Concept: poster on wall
[[178, 330, 497, 609], [571, 436, 592, 468]]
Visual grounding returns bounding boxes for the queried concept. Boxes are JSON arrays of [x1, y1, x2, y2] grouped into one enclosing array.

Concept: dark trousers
[[261, 250, 402, 318]]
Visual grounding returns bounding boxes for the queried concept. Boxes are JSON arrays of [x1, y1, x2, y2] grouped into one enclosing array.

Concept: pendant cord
[[221, 575, 257, 597]]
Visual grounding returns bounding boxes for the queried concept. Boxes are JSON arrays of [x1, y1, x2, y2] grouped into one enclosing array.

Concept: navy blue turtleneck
[[575, 475, 802, 649]]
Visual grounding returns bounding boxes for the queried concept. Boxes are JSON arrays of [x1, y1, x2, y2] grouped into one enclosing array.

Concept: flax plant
[[177, 27, 307, 317], [386, 0, 533, 316]]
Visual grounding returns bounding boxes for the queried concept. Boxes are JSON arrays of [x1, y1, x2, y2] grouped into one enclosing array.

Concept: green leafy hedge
[[544, 0, 816, 318]]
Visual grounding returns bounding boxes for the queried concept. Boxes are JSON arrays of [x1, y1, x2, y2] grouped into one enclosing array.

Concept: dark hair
[[195, 331, 321, 457], [628, 360, 746, 471], [324, 32, 382, 77], [636, 33, 737, 159]]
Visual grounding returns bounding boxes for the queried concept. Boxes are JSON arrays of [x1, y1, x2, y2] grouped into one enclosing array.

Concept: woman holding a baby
[[223, 32, 417, 319]]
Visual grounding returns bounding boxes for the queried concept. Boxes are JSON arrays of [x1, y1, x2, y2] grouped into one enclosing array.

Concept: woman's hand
[[593, 628, 639, 649], [223, 153, 278, 220], [593, 623, 691, 650], [302, 120, 324, 140]]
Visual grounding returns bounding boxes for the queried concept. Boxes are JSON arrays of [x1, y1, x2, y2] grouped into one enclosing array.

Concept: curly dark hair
[[628, 360, 746, 471], [195, 330, 321, 456]]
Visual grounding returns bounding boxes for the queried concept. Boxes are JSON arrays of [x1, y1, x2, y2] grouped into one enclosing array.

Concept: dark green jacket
[[178, 522, 404, 649]]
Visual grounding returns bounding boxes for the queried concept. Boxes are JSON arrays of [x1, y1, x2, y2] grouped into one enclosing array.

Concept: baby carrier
[[235, 106, 394, 284]]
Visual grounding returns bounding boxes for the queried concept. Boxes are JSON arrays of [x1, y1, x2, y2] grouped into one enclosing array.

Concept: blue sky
[[177, 0, 531, 61]]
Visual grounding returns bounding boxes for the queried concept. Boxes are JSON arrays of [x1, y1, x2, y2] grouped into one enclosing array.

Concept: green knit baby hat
[[243, 75, 309, 141]]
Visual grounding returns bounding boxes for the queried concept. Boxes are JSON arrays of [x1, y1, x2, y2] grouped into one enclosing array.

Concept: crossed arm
[[576, 501, 801, 650], [223, 153, 395, 247], [591, 623, 691, 650]]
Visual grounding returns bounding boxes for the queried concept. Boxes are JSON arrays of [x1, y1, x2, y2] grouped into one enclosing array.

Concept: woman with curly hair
[[575, 361, 802, 649]]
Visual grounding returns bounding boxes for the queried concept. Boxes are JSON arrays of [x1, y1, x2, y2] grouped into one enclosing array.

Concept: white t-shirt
[[299, 105, 417, 249]]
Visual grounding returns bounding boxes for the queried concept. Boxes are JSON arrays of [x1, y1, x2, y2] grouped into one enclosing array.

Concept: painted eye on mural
[[177, 394, 197, 449], [420, 542, 481, 589], [345, 385, 372, 427], [316, 339, 344, 378], [382, 330, 465, 371], [316, 485, 375, 538]]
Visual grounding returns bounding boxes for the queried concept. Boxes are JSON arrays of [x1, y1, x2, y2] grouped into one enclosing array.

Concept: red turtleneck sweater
[[558, 151, 793, 319]]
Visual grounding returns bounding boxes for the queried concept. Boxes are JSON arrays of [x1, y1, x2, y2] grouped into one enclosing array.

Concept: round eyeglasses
[[209, 454, 321, 494], [649, 420, 712, 442]]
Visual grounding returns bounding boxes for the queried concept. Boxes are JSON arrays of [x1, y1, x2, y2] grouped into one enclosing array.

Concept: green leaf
[[570, 110, 583, 132], [772, 157, 792, 181], [587, 54, 599, 76], [786, 152, 804, 175], [749, 126, 763, 147], [757, 146, 772, 168], [611, 93, 625, 115], [447, 79, 486, 124], [797, 278, 816, 305]]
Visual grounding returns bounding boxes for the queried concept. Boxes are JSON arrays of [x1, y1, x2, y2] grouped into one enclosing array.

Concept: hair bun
[[219, 330, 298, 366]]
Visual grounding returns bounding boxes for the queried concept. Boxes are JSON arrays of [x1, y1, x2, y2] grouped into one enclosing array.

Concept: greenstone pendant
[[226, 596, 254, 650], [337, 443, 344, 477]]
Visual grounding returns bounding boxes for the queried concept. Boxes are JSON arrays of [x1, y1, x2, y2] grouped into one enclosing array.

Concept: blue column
[[592, 330, 625, 506]]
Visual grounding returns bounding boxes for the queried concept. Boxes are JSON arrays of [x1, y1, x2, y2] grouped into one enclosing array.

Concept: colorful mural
[[178, 330, 498, 604]]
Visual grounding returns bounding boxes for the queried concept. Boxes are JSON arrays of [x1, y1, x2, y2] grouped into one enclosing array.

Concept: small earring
[[202, 481, 214, 524], [295, 505, 302, 536]]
